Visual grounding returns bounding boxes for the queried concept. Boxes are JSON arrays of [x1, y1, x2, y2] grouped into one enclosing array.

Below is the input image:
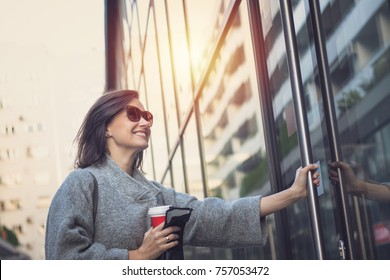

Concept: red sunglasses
[[125, 105, 153, 126]]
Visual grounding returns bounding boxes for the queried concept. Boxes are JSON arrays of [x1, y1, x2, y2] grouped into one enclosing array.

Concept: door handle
[[338, 240, 346, 260]]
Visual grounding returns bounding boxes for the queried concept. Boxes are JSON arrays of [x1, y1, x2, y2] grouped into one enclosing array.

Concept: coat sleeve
[[156, 183, 267, 248], [45, 170, 128, 260]]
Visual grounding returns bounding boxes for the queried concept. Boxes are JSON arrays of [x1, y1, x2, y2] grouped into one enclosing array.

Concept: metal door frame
[[279, 0, 324, 260], [247, 0, 293, 260], [307, 0, 358, 260], [247, 0, 325, 259]]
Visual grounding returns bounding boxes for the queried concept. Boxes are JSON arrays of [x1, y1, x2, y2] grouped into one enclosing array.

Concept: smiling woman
[[44, 89, 320, 260], [105, 98, 153, 174], [73, 90, 145, 170]]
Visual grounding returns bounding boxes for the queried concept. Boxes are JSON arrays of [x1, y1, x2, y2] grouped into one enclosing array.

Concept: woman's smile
[[133, 130, 148, 139]]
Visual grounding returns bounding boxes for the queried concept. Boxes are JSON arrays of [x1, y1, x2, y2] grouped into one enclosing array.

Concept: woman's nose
[[139, 116, 151, 127]]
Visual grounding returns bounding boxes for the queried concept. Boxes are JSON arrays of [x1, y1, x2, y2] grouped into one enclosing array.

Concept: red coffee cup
[[148, 205, 171, 227]]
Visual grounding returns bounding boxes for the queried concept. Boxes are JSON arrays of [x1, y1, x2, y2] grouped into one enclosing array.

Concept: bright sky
[[0, 0, 214, 87], [0, 0, 105, 102], [0, 0, 104, 53]]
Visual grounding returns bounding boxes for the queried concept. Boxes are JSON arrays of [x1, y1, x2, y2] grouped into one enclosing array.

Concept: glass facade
[[111, 0, 390, 259]]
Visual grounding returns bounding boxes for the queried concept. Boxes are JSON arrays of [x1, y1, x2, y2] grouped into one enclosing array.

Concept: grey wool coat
[[45, 155, 266, 259]]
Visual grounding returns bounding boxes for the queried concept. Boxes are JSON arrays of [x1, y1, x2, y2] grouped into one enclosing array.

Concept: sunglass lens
[[144, 111, 153, 122], [127, 107, 141, 122]]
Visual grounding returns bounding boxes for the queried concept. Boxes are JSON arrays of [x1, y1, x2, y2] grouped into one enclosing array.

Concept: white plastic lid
[[148, 205, 171, 216]]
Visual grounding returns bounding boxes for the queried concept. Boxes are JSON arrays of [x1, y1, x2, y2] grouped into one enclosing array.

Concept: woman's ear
[[105, 130, 112, 137]]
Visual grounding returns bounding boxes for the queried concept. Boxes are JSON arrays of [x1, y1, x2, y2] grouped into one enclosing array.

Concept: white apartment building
[[0, 42, 103, 259], [200, 1, 267, 201]]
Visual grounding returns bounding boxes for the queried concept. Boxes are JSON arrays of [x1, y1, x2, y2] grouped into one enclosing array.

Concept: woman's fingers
[[161, 226, 181, 235], [301, 163, 319, 173], [150, 224, 181, 244], [140, 224, 181, 259], [299, 163, 320, 185], [161, 239, 179, 251], [164, 233, 180, 243], [312, 171, 320, 186], [299, 164, 322, 188], [327, 161, 341, 185]]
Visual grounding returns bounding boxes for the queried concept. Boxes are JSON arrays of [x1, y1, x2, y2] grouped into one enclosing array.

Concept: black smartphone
[[164, 207, 192, 227], [160, 207, 192, 260]]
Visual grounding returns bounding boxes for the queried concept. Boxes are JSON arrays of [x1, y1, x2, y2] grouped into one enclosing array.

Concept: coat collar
[[89, 154, 161, 200]]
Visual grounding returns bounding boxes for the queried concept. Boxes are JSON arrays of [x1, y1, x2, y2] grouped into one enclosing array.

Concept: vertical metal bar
[[124, 0, 137, 89], [151, 0, 175, 186], [279, 0, 324, 259], [133, 0, 156, 180], [105, 0, 125, 90], [353, 197, 367, 258], [246, 0, 292, 259], [136, 0, 151, 92], [164, 0, 189, 193], [308, 0, 356, 259], [181, 0, 196, 99], [130, 1, 138, 88], [182, 0, 209, 198]]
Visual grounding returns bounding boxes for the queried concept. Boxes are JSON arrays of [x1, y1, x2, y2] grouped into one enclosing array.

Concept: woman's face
[[106, 98, 152, 156]]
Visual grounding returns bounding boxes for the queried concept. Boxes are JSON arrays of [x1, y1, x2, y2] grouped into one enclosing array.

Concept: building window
[[25, 243, 33, 250], [230, 80, 251, 107], [0, 96, 12, 109], [26, 217, 33, 225], [13, 225, 23, 235], [1, 199, 22, 211], [26, 122, 45, 133], [38, 223, 45, 235], [0, 173, 22, 186], [26, 146, 49, 159], [1, 148, 20, 161], [0, 124, 16, 135], [225, 45, 245, 76]]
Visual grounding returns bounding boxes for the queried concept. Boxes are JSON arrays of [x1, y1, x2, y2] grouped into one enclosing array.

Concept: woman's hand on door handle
[[260, 163, 320, 217]]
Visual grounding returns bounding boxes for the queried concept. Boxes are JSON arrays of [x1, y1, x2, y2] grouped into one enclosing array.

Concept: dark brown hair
[[74, 89, 144, 170]]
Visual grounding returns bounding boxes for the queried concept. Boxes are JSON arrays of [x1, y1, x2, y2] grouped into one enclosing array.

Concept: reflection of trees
[[0, 225, 20, 246], [337, 46, 390, 113], [278, 119, 298, 158], [209, 152, 270, 198], [209, 186, 222, 198], [337, 90, 362, 113], [240, 157, 268, 197]]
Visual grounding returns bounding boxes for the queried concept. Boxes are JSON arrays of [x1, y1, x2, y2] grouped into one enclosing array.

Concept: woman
[[45, 89, 320, 259]]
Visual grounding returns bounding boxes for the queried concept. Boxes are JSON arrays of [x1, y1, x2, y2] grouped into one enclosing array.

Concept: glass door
[[254, 0, 335, 259], [255, 0, 390, 259], [311, 0, 390, 259]]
